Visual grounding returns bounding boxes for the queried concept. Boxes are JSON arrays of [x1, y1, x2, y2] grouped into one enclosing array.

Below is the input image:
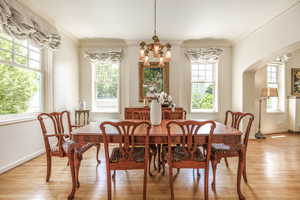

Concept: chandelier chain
[[154, 0, 157, 36]]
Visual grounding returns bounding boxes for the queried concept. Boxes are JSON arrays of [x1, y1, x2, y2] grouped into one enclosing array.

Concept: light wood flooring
[[0, 133, 300, 200]]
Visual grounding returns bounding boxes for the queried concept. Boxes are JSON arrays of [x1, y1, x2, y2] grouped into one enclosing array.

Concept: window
[[191, 61, 217, 112], [92, 62, 120, 113], [0, 32, 43, 122], [266, 64, 283, 112]]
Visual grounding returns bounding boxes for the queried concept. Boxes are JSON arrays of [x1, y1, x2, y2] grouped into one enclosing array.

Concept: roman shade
[[185, 48, 223, 62], [0, 0, 61, 49], [85, 48, 122, 63]]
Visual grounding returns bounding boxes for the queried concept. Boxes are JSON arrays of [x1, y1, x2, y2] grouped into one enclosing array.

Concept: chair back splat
[[166, 120, 216, 163], [38, 111, 72, 157], [224, 111, 254, 147]]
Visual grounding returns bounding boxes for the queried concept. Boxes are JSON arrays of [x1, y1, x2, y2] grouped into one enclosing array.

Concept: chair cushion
[[110, 147, 145, 163], [62, 140, 94, 155], [212, 143, 242, 154], [163, 146, 205, 162]]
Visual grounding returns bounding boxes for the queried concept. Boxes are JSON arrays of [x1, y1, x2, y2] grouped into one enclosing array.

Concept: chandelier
[[139, 0, 171, 66]]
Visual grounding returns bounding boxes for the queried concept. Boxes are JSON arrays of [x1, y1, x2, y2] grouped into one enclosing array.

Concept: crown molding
[[233, 1, 300, 45], [125, 40, 183, 47], [79, 38, 127, 48], [182, 38, 232, 48]]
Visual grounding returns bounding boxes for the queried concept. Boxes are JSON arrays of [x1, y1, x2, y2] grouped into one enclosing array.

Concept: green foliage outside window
[[0, 35, 39, 115], [95, 63, 118, 99], [0, 64, 38, 114], [192, 84, 214, 110]]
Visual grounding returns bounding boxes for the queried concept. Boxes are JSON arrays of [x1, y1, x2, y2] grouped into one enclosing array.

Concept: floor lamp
[[255, 87, 279, 139]]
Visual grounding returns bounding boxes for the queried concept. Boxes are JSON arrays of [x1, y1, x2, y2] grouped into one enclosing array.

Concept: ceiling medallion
[[139, 0, 171, 66]]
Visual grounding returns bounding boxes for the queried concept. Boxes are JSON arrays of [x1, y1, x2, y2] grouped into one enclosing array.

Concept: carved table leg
[[67, 144, 77, 200], [237, 148, 246, 200]]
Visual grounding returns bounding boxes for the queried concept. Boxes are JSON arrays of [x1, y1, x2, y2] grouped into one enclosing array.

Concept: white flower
[[168, 95, 172, 102], [149, 86, 155, 92]]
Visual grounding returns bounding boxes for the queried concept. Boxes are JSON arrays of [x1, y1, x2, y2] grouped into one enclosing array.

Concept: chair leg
[[243, 155, 248, 183], [224, 157, 229, 168], [169, 166, 174, 200], [149, 154, 153, 176], [75, 155, 82, 188], [143, 163, 148, 200], [46, 152, 52, 182], [95, 144, 101, 164], [161, 154, 166, 176], [158, 144, 161, 172], [211, 159, 218, 190], [197, 168, 200, 177], [112, 170, 116, 179], [153, 150, 157, 170], [106, 170, 112, 200], [204, 166, 209, 200]]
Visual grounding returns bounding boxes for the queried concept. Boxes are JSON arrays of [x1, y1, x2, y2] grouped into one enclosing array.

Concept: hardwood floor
[[0, 133, 300, 200]]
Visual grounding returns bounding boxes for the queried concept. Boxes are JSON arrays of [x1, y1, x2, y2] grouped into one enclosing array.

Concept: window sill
[[91, 111, 121, 114], [191, 111, 219, 114], [265, 111, 286, 115], [0, 116, 37, 126]]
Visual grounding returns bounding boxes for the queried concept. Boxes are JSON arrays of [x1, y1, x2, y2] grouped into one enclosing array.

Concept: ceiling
[[22, 0, 299, 42]]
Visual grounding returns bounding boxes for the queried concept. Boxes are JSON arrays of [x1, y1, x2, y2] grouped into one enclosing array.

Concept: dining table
[[67, 119, 246, 200]]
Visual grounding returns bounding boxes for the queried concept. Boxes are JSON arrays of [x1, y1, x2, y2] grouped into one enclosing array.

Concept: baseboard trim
[[288, 129, 300, 134], [262, 129, 288, 134], [0, 149, 45, 175]]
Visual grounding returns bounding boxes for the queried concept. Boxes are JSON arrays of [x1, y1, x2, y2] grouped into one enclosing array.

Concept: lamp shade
[[260, 88, 279, 98]]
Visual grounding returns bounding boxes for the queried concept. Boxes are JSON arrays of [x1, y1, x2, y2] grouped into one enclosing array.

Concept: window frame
[[91, 62, 121, 113], [0, 33, 44, 124], [190, 60, 218, 113]]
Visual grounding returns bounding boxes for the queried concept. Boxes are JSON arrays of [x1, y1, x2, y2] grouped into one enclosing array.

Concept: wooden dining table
[[67, 119, 246, 200]]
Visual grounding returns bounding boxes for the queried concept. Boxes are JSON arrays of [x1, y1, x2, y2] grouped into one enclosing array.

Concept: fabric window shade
[[185, 48, 223, 62], [85, 48, 122, 64], [0, 0, 61, 50]]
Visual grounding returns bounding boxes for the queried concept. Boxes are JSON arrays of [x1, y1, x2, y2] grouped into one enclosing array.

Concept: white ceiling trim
[[233, 0, 300, 44]]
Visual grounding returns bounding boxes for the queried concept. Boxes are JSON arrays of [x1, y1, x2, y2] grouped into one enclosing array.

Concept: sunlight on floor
[[271, 135, 286, 138]]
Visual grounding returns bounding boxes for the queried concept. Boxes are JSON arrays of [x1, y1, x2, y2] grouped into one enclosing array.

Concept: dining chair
[[158, 109, 187, 172], [73, 109, 101, 161], [100, 121, 151, 200], [211, 111, 254, 190], [74, 109, 90, 127], [130, 111, 157, 174], [162, 110, 187, 120], [37, 111, 100, 185], [163, 120, 216, 200], [132, 110, 150, 120]]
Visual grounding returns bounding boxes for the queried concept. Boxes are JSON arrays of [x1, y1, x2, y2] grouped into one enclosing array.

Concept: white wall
[[79, 39, 232, 122], [233, 3, 300, 110], [236, 48, 300, 137], [0, 33, 79, 174], [53, 34, 80, 112], [232, 3, 300, 137]]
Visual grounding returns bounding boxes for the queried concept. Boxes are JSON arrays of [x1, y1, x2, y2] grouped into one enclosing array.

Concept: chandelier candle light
[[139, 0, 171, 66]]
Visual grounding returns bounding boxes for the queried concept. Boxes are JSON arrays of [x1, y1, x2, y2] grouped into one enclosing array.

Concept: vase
[[150, 100, 162, 125]]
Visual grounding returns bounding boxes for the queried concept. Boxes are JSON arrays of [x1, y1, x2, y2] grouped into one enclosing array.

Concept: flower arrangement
[[144, 79, 175, 109], [157, 92, 175, 108]]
